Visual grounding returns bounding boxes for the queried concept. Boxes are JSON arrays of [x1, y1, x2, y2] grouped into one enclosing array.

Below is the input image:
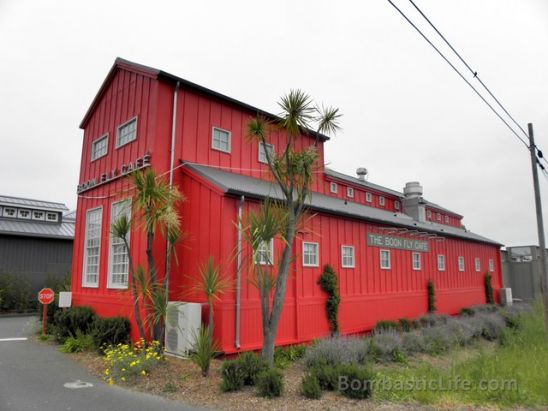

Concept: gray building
[[501, 245, 544, 301], [0, 195, 74, 294]]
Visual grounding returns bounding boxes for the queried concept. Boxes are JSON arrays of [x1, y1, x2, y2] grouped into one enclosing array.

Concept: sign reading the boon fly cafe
[[367, 233, 429, 252]]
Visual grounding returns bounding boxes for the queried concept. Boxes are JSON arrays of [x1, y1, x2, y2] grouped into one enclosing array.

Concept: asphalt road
[[0, 316, 204, 411]]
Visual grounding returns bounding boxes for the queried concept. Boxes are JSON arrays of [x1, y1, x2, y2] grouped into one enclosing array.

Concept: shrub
[[256, 368, 284, 398], [418, 313, 449, 328], [220, 359, 245, 392], [238, 351, 268, 385], [374, 320, 399, 333], [304, 337, 368, 368], [501, 304, 530, 329], [92, 316, 130, 351], [317, 265, 340, 335], [190, 325, 220, 377], [401, 331, 426, 354], [398, 318, 412, 332], [484, 272, 494, 304], [0, 274, 33, 312], [53, 306, 97, 342], [445, 318, 477, 346], [336, 364, 374, 399], [421, 326, 453, 354], [60, 330, 94, 353], [427, 279, 436, 313], [369, 331, 405, 362], [311, 361, 339, 390], [103, 340, 162, 384], [460, 307, 475, 317], [300, 373, 322, 399], [273, 344, 306, 369], [477, 313, 506, 341]]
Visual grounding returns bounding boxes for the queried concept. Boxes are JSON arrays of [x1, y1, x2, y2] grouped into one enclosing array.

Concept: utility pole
[[528, 123, 548, 331]]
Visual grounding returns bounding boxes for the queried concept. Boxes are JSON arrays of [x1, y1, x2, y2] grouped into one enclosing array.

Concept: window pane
[[117, 119, 137, 147], [109, 200, 131, 287], [84, 208, 102, 286], [212, 128, 231, 152]]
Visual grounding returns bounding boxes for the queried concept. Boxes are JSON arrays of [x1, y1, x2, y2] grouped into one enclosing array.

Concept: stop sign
[[38, 288, 55, 305]]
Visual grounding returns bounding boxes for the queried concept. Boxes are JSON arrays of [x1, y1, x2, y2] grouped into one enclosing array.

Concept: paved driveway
[[0, 316, 203, 411]]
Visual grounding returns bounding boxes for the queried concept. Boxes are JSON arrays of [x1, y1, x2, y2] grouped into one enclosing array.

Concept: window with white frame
[[18, 209, 31, 219], [488, 259, 494, 272], [426, 210, 432, 218], [83, 207, 102, 287], [475, 257, 481, 272], [303, 242, 319, 267], [108, 200, 131, 288], [412, 252, 421, 270], [444, 215, 449, 223], [436, 212, 441, 221], [258, 142, 274, 164], [341, 245, 355, 268], [366, 192, 372, 203], [3, 207, 16, 218], [116, 118, 137, 148], [395, 201, 401, 210], [91, 134, 108, 160], [32, 210, 45, 220], [437, 254, 446, 271], [380, 249, 391, 269], [379, 196, 385, 206], [255, 239, 274, 265], [212, 127, 231, 153], [46, 212, 58, 222], [347, 187, 354, 198], [458, 256, 465, 272], [330, 182, 338, 194]]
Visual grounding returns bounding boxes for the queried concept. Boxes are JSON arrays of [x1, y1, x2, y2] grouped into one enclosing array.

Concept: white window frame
[[91, 134, 108, 161], [412, 252, 421, 271], [329, 182, 338, 194], [3, 207, 16, 218], [46, 212, 59, 222], [116, 117, 137, 148], [107, 200, 131, 289], [488, 259, 494, 272], [380, 249, 391, 270], [347, 187, 354, 198], [436, 212, 441, 221], [211, 127, 231, 153], [475, 258, 481, 272], [395, 201, 401, 210], [426, 210, 432, 218], [258, 142, 275, 164], [82, 207, 103, 288], [379, 196, 385, 206], [254, 239, 274, 265], [366, 192, 372, 203], [17, 209, 31, 219], [341, 245, 355, 268], [32, 210, 45, 220], [302, 242, 319, 267], [458, 256, 465, 272], [444, 215, 449, 223], [437, 254, 446, 271]]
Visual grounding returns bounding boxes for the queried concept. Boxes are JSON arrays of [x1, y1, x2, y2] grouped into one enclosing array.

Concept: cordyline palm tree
[[246, 89, 341, 365]]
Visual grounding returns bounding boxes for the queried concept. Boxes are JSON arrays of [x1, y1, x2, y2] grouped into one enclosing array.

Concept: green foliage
[[0, 274, 33, 312], [44, 272, 72, 324], [374, 320, 399, 333], [162, 382, 178, 393], [220, 359, 246, 392], [460, 307, 475, 317], [317, 265, 340, 335], [484, 272, 494, 304], [190, 325, 220, 377], [60, 330, 94, 353], [273, 344, 306, 369], [427, 279, 436, 313], [311, 361, 339, 390], [91, 316, 130, 351], [103, 340, 163, 384], [53, 306, 97, 343], [300, 373, 322, 399], [398, 318, 412, 332], [238, 351, 268, 385], [336, 364, 374, 399], [256, 368, 284, 398]]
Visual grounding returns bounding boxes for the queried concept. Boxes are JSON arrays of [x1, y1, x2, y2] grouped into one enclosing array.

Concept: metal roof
[[184, 164, 501, 246], [0, 218, 74, 240], [0, 195, 69, 212]]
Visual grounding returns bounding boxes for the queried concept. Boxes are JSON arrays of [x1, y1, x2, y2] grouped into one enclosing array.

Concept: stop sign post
[[38, 288, 55, 335]]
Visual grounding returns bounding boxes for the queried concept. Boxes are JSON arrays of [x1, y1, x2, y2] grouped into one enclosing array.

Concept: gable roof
[[0, 195, 68, 212], [182, 164, 500, 246]]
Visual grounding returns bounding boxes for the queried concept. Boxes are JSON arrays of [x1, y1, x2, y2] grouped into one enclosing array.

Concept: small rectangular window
[[255, 239, 274, 265], [46, 212, 58, 222], [303, 242, 319, 267], [426, 210, 432, 218], [258, 142, 275, 164], [444, 215, 449, 223], [488, 259, 494, 272], [341, 245, 355, 268], [380, 249, 391, 270], [116, 118, 137, 148], [475, 258, 481, 272], [379, 196, 385, 206], [347, 187, 354, 198], [437, 212, 441, 221], [437, 254, 446, 271], [366, 192, 372, 203], [83, 207, 102, 287], [32, 210, 45, 220], [212, 127, 231, 153], [108, 200, 131, 289], [3, 207, 16, 218], [91, 134, 108, 160], [395, 201, 400, 210], [330, 182, 338, 194], [458, 256, 465, 272], [412, 252, 421, 270], [18, 209, 31, 219]]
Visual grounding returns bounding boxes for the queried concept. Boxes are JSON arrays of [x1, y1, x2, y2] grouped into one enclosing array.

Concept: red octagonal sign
[[38, 288, 55, 305]]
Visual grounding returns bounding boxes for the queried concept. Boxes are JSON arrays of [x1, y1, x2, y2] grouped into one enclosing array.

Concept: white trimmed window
[[444, 215, 449, 223], [437, 212, 441, 221], [116, 118, 137, 148], [412, 252, 421, 270], [475, 258, 481, 272], [380, 249, 391, 269], [489, 259, 494, 272], [255, 239, 274, 265], [91, 134, 108, 160], [3, 207, 16, 218], [395, 201, 401, 210], [32, 210, 45, 220], [46, 212, 59, 222], [83, 207, 102, 287], [458, 256, 465, 272], [379, 196, 385, 206], [347, 187, 354, 198], [303, 242, 319, 267], [108, 200, 131, 288], [212, 127, 231, 153], [330, 182, 338, 194], [258, 142, 274, 164], [366, 192, 372, 203], [341, 245, 355, 268], [437, 254, 446, 271], [426, 210, 432, 218], [18, 209, 31, 219]]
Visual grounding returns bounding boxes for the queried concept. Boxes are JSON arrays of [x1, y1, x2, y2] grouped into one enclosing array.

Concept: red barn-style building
[[72, 58, 503, 353]]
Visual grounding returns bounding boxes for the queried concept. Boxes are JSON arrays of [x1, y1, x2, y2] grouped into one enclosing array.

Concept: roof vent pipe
[[356, 167, 368, 181], [402, 181, 426, 222]]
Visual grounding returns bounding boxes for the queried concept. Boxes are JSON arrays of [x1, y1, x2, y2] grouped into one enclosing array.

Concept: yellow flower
[[108, 378, 114, 385], [121, 377, 126, 382], [104, 369, 110, 376], [140, 370, 146, 376]]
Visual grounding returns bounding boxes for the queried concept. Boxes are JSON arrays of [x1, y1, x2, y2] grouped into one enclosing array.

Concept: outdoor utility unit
[[165, 302, 201, 357], [499, 288, 513, 306]]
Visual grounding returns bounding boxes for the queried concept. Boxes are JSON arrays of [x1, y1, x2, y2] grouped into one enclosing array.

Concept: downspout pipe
[[235, 195, 245, 349], [165, 81, 180, 295]]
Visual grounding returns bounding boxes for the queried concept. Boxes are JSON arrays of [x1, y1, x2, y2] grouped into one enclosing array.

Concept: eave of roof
[[0, 219, 74, 240], [0, 195, 69, 212]]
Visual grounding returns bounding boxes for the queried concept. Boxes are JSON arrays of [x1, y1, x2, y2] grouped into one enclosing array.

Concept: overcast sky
[[0, 0, 547, 247]]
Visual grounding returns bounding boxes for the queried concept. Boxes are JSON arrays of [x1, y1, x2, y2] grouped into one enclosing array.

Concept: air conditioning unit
[[165, 302, 202, 357], [499, 288, 513, 306]]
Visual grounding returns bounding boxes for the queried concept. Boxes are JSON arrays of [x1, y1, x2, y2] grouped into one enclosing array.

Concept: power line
[[386, 0, 530, 149]]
